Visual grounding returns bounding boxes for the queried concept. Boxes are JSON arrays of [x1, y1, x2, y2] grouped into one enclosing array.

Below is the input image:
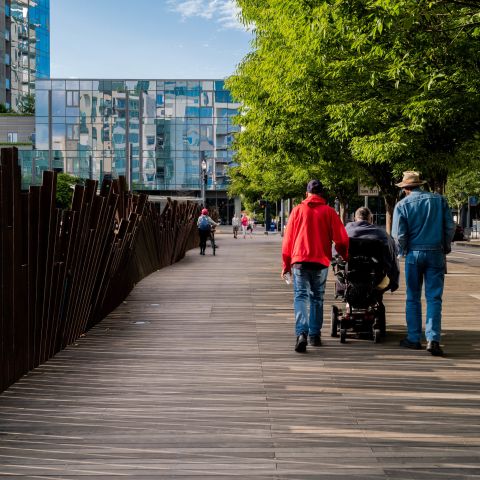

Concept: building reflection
[[28, 79, 240, 206]]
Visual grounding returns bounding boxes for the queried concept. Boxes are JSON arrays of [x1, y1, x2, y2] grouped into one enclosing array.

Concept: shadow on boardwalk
[[1, 229, 480, 479]]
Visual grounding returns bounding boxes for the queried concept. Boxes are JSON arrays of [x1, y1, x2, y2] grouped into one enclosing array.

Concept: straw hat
[[395, 171, 427, 188]]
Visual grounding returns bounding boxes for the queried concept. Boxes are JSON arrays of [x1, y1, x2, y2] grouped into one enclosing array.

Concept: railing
[[0, 148, 199, 393]]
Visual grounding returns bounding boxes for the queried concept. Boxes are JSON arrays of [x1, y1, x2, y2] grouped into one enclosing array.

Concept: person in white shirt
[[232, 214, 240, 239]]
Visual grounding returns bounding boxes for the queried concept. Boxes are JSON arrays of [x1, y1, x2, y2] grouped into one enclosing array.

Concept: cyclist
[[197, 208, 219, 255]]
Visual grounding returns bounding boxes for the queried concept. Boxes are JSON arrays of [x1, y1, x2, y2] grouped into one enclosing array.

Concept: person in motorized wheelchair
[[331, 207, 399, 343]]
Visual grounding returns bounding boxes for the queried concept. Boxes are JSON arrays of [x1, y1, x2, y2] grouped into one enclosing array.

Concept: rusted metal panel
[[0, 147, 200, 393]]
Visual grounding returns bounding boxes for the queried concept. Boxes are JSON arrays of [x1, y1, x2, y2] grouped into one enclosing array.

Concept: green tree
[[56, 173, 84, 209], [445, 164, 480, 225], [229, 0, 480, 231], [18, 94, 35, 114]]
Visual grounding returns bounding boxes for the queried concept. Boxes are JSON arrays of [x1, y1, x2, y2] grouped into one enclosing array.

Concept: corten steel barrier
[[0, 148, 200, 393]]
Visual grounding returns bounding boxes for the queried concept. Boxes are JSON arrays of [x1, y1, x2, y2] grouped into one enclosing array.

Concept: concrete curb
[[455, 241, 480, 248]]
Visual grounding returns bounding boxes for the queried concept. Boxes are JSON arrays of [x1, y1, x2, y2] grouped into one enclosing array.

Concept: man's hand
[[281, 269, 290, 280]]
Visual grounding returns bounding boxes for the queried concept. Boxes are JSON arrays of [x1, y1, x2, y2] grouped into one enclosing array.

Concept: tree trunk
[[384, 194, 397, 234], [339, 201, 348, 224]]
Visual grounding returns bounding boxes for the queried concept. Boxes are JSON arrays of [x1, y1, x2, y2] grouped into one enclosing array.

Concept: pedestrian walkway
[[1, 230, 480, 479]]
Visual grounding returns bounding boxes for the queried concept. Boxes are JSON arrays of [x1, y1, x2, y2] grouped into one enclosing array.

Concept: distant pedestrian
[[232, 214, 240, 239], [197, 208, 219, 255], [282, 179, 349, 353], [241, 213, 249, 239], [392, 171, 455, 356], [247, 218, 254, 238]]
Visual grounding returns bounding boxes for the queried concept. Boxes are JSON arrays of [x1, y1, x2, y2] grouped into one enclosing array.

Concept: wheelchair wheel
[[330, 305, 339, 337], [373, 328, 381, 344], [212, 235, 216, 256]]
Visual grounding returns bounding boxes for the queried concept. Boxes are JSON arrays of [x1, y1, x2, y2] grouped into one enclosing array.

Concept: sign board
[[469, 196, 478, 207], [358, 183, 380, 196]]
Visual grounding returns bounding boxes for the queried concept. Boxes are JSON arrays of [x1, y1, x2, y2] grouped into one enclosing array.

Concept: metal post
[[468, 197, 471, 229], [364, 196, 368, 208], [125, 90, 131, 189], [201, 159, 207, 207], [280, 199, 284, 236]]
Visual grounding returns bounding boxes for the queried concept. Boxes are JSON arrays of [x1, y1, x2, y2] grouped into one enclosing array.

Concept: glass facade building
[[28, 79, 240, 196], [1, 0, 50, 111]]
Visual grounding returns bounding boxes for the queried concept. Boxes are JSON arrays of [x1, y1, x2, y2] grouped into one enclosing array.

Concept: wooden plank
[[0, 154, 200, 393], [1, 233, 480, 477]]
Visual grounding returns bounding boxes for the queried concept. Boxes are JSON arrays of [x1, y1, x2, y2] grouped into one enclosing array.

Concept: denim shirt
[[391, 189, 455, 256]]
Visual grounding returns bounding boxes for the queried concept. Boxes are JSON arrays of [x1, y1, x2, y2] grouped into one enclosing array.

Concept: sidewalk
[[1, 231, 479, 478], [456, 238, 480, 248]]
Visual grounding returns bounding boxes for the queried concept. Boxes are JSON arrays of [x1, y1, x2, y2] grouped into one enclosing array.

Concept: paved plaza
[[1, 229, 480, 479]]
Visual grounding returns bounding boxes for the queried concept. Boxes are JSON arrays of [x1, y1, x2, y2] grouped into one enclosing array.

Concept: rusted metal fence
[[0, 148, 199, 393]]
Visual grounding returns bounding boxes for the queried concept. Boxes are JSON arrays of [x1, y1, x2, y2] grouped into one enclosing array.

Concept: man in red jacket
[[282, 180, 349, 353]]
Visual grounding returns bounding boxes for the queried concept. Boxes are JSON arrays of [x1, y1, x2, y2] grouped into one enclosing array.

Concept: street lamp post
[[201, 159, 207, 207]]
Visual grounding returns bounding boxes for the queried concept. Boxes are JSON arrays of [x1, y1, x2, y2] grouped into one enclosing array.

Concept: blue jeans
[[292, 266, 329, 336], [405, 250, 445, 343]]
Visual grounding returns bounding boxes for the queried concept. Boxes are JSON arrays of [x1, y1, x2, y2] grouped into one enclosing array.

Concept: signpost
[[358, 183, 380, 207]]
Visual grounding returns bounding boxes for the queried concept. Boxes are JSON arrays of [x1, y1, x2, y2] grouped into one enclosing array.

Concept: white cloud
[[168, 0, 244, 30]]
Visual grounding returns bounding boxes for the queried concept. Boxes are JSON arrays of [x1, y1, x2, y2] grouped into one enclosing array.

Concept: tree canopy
[[227, 0, 480, 228]]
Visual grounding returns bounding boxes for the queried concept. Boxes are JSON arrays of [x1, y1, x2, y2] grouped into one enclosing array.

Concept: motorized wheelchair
[[331, 237, 388, 344]]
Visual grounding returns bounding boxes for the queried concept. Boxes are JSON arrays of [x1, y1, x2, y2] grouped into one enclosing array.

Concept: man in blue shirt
[[392, 171, 455, 356]]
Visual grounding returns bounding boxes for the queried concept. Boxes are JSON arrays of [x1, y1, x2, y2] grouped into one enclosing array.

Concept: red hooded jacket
[[282, 195, 349, 272]]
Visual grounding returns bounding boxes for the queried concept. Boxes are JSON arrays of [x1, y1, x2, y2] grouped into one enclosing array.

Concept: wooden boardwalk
[[1, 230, 480, 479]]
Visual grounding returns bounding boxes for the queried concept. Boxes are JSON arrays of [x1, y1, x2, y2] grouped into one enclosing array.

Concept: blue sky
[[50, 0, 252, 79]]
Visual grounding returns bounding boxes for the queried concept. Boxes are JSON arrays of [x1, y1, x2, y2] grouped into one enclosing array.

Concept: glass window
[[36, 79, 51, 90], [215, 90, 232, 103], [66, 107, 79, 117], [7, 132, 18, 143], [66, 80, 80, 90], [187, 80, 200, 89], [35, 89, 49, 116], [52, 124, 65, 147], [35, 124, 49, 149], [200, 125, 214, 148], [201, 91, 212, 107], [52, 80, 66, 89], [112, 80, 125, 92], [215, 80, 225, 91], [202, 80, 214, 91], [185, 106, 200, 118], [165, 81, 175, 92], [80, 80, 93, 90], [52, 90, 65, 116], [66, 124, 80, 140], [199, 107, 213, 118], [66, 90, 79, 107]]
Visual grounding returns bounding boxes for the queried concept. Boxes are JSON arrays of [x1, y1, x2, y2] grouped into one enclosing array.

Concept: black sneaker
[[308, 334, 321, 346], [399, 337, 422, 350], [427, 341, 444, 356], [295, 333, 308, 353]]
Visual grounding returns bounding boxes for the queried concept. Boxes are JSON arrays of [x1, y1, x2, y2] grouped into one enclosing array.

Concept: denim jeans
[[292, 265, 329, 336], [405, 250, 445, 343]]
